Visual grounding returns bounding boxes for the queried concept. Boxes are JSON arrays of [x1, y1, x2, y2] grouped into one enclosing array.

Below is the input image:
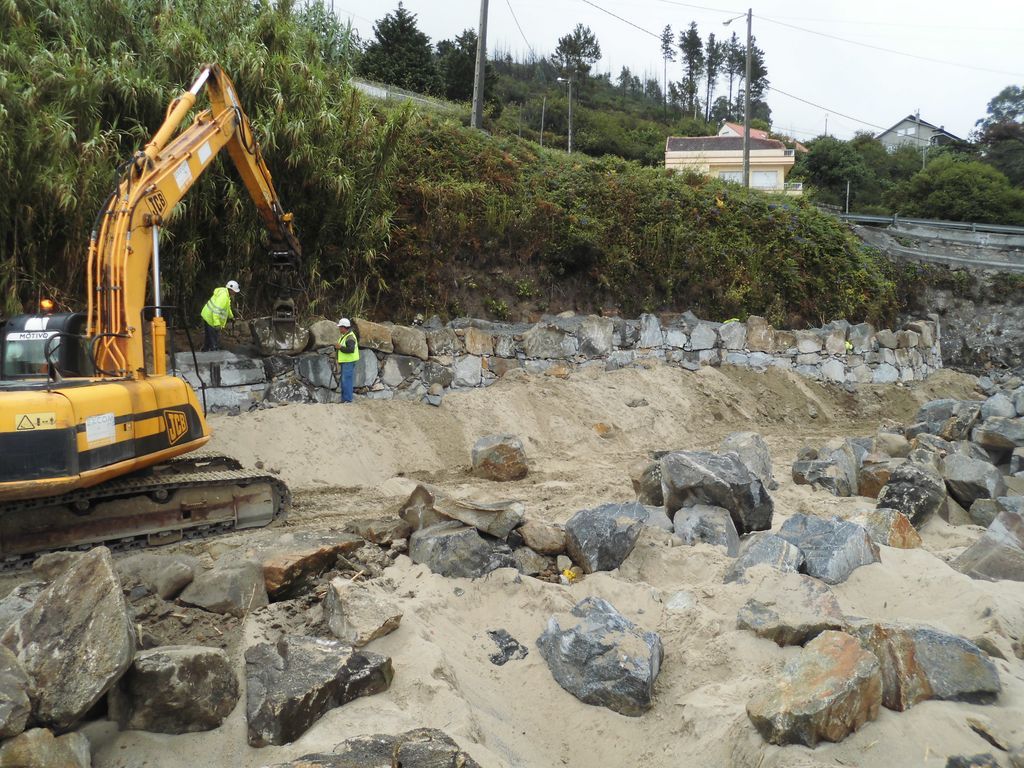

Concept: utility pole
[[470, 0, 489, 130], [742, 8, 751, 188], [845, 179, 850, 213], [557, 72, 575, 154], [540, 95, 546, 147], [724, 9, 752, 188]]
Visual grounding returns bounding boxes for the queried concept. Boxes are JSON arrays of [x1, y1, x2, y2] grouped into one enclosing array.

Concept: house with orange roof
[[664, 133, 801, 194]]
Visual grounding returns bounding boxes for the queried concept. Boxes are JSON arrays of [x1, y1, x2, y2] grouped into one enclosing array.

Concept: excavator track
[[0, 454, 290, 571]]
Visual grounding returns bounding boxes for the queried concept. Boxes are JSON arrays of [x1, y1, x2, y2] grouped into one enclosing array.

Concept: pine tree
[[358, 2, 440, 95], [678, 22, 705, 119], [725, 32, 744, 119], [660, 24, 675, 116], [553, 23, 602, 80], [703, 33, 724, 123], [436, 29, 495, 103]]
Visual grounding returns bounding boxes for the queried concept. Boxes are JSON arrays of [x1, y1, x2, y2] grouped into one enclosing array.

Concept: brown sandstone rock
[[747, 630, 881, 747]]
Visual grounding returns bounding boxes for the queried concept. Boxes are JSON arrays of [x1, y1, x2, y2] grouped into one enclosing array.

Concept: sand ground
[[39, 363, 1024, 766]]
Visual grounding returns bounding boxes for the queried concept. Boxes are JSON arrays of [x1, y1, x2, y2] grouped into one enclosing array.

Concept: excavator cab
[[0, 313, 94, 382]]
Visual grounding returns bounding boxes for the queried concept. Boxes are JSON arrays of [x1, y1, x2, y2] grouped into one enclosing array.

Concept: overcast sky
[[335, 0, 1023, 142]]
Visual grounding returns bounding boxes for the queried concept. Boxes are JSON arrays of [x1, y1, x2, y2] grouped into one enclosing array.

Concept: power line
[[579, 0, 661, 39], [505, 0, 537, 59], [757, 13, 1022, 33], [768, 86, 887, 132], [759, 15, 1024, 78], [654, 0, 743, 15]]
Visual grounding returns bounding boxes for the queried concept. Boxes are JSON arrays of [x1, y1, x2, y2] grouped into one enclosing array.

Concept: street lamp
[[557, 72, 575, 154], [724, 8, 752, 189]]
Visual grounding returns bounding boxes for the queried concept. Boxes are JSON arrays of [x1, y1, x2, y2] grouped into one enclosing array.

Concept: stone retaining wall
[[173, 313, 942, 411]]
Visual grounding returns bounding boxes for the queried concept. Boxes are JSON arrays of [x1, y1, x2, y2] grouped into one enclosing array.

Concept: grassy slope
[[381, 110, 901, 328]]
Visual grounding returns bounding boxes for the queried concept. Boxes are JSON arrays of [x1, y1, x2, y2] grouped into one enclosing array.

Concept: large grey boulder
[[390, 326, 428, 360], [792, 460, 853, 497], [353, 319, 393, 353], [308, 318, 340, 348], [115, 552, 197, 600], [874, 431, 911, 458], [969, 499, 1002, 528], [972, 417, 1024, 454], [1, 547, 134, 731], [725, 533, 805, 583], [916, 399, 961, 433], [425, 327, 458, 356], [397, 484, 452, 531], [178, 560, 269, 618], [746, 630, 881, 747], [637, 313, 663, 348], [737, 573, 847, 646], [629, 457, 664, 506], [0, 645, 30, 738], [380, 354, 423, 388], [564, 503, 645, 573], [537, 597, 662, 717], [245, 635, 393, 747], [0, 582, 44, 636], [777, 515, 880, 585], [982, 393, 1017, 420], [849, 621, 1001, 710], [942, 454, 1007, 508], [0, 728, 91, 768], [108, 646, 239, 733], [471, 434, 528, 481], [821, 439, 860, 499], [433, 496, 525, 540], [939, 405, 982, 442], [323, 578, 402, 647], [661, 451, 773, 535], [673, 505, 740, 556], [408, 521, 515, 578], [297, 353, 335, 389], [577, 316, 613, 357], [522, 323, 577, 359], [270, 728, 482, 768], [876, 462, 948, 527], [721, 431, 777, 490], [953, 509, 1024, 581]]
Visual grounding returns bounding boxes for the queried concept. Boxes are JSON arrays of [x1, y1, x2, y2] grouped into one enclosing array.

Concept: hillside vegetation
[[0, 0, 903, 328]]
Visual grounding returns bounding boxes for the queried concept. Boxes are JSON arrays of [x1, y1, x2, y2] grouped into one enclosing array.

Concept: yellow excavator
[[0, 65, 300, 564]]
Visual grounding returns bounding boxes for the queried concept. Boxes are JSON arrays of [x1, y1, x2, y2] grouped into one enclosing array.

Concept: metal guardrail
[[838, 213, 1024, 236], [349, 77, 463, 115]]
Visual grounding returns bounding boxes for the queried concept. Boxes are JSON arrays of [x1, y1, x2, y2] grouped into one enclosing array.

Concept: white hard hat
[[226, 280, 240, 293], [337, 317, 351, 328]]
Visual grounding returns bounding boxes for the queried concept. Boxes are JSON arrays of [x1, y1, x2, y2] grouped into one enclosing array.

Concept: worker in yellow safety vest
[[201, 279, 240, 351], [335, 317, 360, 403]]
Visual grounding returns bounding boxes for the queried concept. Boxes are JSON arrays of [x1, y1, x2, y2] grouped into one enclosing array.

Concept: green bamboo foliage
[[0, 0, 409, 319]]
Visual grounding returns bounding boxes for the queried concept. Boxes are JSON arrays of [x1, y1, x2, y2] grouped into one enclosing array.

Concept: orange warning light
[[39, 298, 55, 313]]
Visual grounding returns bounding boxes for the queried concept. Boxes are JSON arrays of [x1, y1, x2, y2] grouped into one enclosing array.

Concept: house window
[[751, 171, 778, 189], [718, 171, 743, 183]]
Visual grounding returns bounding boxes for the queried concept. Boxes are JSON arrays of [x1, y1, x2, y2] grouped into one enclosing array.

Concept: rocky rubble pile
[[176, 312, 942, 411], [790, 380, 1024, 583], [1, 412, 1021, 764]]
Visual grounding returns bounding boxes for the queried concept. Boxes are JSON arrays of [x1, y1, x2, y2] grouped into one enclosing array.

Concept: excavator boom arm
[[87, 64, 301, 377]]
